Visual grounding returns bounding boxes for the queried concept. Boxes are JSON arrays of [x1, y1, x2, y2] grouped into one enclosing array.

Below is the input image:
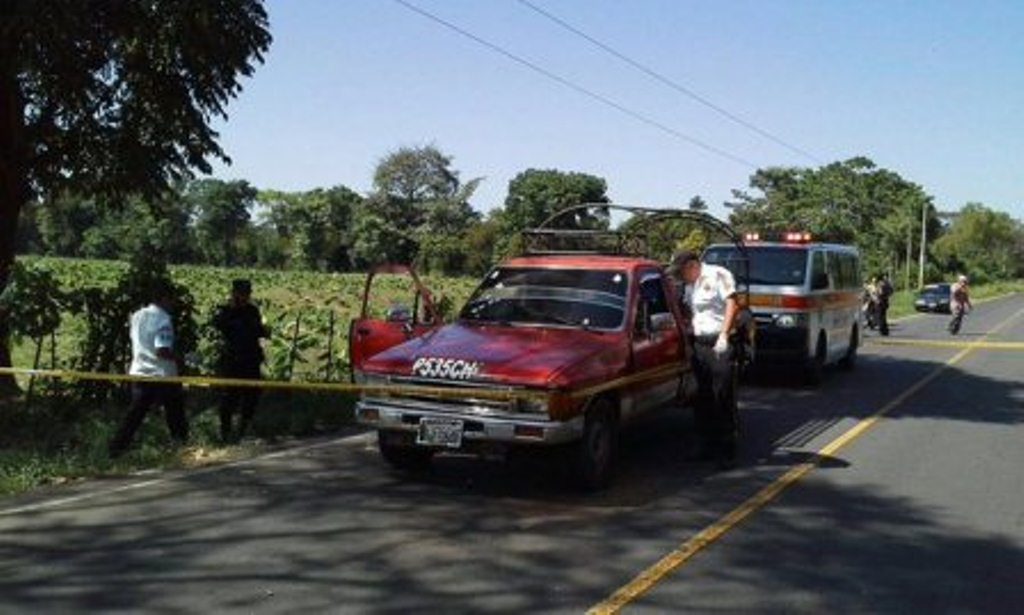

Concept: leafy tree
[[688, 195, 708, 211], [14, 200, 42, 254], [351, 213, 418, 268], [34, 193, 103, 257], [500, 168, 610, 232], [494, 168, 610, 258], [932, 203, 1024, 283], [462, 217, 502, 276], [727, 158, 939, 283], [189, 179, 257, 266], [74, 193, 195, 262], [359, 145, 482, 270], [260, 185, 362, 271], [0, 0, 271, 389]]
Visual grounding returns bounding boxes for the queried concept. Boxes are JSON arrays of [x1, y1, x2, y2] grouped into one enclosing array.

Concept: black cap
[[232, 279, 252, 295]]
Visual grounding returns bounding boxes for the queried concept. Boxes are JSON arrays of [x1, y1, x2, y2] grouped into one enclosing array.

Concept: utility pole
[[918, 201, 928, 289], [905, 223, 912, 291]]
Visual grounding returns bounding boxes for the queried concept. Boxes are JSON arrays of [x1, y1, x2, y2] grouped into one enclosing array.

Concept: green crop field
[[1, 257, 480, 496], [10, 257, 480, 381]]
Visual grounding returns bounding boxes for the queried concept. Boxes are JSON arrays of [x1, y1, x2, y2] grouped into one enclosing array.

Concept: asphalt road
[[1, 295, 1022, 614]]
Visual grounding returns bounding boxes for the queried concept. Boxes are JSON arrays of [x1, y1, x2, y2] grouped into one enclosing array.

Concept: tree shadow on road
[[0, 347, 1020, 612], [637, 477, 1024, 613]]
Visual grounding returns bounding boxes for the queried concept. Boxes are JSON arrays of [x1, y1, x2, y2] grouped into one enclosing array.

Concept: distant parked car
[[914, 283, 952, 313]]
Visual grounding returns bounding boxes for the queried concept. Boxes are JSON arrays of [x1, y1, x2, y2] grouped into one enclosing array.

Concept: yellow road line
[[869, 338, 1024, 351], [587, 305, 1024, 615]]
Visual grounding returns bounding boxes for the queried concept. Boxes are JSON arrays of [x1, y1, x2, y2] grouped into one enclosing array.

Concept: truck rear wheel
[[378, 431, 433, 471], [573, 399, 618, 491]]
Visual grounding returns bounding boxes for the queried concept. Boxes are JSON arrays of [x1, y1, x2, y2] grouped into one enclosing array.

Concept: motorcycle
[[948, 305, 967, 335]]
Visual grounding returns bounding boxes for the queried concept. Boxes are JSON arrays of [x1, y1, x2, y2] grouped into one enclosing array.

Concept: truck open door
[[349, 264, 441, 376]]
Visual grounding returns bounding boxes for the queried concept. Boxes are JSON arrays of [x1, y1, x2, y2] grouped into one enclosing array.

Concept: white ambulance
[[703, 233, 862, 384]]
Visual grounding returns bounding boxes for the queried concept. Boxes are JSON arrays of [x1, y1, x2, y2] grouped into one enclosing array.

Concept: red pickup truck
[[351, 253, 694, 489]]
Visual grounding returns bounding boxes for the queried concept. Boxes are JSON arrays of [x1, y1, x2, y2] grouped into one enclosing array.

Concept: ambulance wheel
[[839, 326, 858, 370], [574, 398, 618, 491], [804, 334, 827, 385], [378, 431, 433, 471]]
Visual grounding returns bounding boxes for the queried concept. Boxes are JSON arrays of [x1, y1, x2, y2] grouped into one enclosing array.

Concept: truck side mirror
[[385, 304, 413, 323]]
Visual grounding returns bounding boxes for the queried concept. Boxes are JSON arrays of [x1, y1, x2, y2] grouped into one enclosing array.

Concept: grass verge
[[0, 388, 357, 498]]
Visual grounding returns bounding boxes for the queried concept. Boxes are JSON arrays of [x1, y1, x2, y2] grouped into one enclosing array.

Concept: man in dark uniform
[[213, 279, 269, 443], [876, 273, 894, 336]]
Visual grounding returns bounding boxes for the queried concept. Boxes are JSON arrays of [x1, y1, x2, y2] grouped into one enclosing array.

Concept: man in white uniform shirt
[[670, 250, 740, 469], [109, 282, 188, 457]]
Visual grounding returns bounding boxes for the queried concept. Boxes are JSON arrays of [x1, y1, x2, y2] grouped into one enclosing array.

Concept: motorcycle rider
[[949, 275, 973, 335]]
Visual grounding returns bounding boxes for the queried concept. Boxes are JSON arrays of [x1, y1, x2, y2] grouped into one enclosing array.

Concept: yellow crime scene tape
[[0, 363, 689, 403], [868, 338, 1024, 351]]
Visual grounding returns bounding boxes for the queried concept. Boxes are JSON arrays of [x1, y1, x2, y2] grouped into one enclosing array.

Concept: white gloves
[[713, 333, 729, 357]]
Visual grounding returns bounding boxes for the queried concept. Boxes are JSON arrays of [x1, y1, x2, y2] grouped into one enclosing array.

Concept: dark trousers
[[219, 365, 262, 442], [692, 338, 739, 458], [877, 302, 890, 336], [110, 383, 188, 456]]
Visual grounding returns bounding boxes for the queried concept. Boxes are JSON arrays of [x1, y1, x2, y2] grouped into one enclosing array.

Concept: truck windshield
[[460, 267, 628, 330], [704, 246, 808, 286]]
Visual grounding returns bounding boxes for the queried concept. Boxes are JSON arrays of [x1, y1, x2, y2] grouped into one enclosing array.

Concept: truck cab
[[351, 254, 693, 489]]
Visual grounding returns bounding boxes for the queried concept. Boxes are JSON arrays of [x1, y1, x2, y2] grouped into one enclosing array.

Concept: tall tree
[[501, 169, 610, 232], [727, 157, 938, 280], [358, 145, 481, 269], [260, 185, 362, 271], [0, 0, 271, 388], [933, 203, 1024, 283], [189, 179, 256, 266], [494, 168, 609, 259]]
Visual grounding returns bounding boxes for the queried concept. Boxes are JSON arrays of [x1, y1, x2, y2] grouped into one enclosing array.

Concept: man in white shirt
[[109, 282, 188, 458], [670, 250, 740, 469]]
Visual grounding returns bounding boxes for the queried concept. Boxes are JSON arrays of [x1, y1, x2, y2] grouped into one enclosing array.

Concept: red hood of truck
[[361, 322, 625, 388]]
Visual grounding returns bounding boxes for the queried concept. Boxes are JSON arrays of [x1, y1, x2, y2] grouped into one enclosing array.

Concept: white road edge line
[[0, 431, 373, 518]]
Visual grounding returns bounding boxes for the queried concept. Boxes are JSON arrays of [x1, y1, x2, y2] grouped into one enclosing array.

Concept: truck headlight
[[775, 314, 801, 328], [517, 396, 548, 414]]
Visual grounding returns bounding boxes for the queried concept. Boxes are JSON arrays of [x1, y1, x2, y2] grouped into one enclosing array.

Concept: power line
[[392, 0, 758, 169], [516, 0, 823, 164]]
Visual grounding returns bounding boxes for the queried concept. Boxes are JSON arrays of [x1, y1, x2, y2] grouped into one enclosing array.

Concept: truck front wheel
[[574, 399, 619, 491]]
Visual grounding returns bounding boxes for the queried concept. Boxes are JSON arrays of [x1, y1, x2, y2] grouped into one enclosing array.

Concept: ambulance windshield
[[703, 246, 808, 286]]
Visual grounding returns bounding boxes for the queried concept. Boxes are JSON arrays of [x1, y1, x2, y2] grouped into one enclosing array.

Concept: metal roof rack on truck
[[520, 203, 746, 260]]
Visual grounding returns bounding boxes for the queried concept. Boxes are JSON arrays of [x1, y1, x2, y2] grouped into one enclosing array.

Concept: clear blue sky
[[210, 0, 1024, 220]]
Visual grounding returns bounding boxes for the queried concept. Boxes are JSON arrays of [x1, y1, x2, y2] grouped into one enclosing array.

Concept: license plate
[[416, 418, 464, 448]]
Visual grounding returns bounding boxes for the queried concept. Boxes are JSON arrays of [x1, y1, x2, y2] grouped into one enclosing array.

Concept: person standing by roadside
[[862, 277, 879, 330], [876, 273, 894, 336], [213, 279, 269, 443], [669, 251, 740, 469], [949, 275, 972, 335], [109, 282, 188, 458]]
